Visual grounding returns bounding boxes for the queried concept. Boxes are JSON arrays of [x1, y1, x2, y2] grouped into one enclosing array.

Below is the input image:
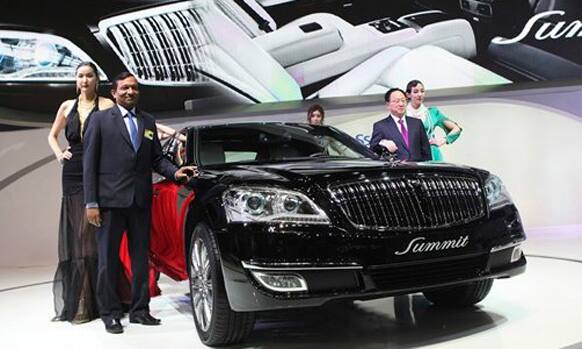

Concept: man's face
[[112, 76, 140, 109], [387, 90, 407, 118]]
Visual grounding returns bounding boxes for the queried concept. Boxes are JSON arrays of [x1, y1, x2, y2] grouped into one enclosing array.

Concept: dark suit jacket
[[83, 106, 178, 208], [369, 115, 432, 161]]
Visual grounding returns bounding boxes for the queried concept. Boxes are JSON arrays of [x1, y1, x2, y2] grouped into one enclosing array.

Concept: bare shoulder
[[59, 99, 76, 117], [98, 97, 115, 109]]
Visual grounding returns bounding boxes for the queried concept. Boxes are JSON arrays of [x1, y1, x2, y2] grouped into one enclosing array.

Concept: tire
[[423, 279, 494, 307], [188, 222, 255, 346]]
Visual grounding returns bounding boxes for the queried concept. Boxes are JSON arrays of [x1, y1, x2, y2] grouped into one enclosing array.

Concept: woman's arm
[[442, 119, 462, 144], [431, 108, 462, 146], [47, 100, 72, 163]]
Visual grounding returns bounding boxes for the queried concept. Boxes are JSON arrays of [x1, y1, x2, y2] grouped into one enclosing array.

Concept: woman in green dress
[[405, 80, 462, 161]]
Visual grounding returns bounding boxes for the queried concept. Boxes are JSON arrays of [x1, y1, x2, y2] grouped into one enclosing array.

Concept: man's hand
[[86, 208, 101, 227], [174, 165, 199, 182], [379, 139, 398, 153]]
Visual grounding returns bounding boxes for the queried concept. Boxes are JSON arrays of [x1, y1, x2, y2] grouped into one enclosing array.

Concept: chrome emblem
[[394, 235, 469, 256]]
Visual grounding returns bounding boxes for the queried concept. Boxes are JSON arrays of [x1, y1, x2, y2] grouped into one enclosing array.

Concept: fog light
[[250, 271, 307, 292], [511, 246, 522, 263]]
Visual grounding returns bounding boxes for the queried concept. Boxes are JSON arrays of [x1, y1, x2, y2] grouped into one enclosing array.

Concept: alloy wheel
[[190, 237, 213, 331]]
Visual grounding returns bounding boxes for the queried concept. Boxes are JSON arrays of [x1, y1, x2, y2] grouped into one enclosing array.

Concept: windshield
[[196, 123, 376, 166]]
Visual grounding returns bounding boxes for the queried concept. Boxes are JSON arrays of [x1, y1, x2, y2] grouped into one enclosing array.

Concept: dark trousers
[[96, 203, 151, 322]]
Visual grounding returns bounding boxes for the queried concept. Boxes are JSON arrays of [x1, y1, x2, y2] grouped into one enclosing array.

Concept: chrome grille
[[329, 174, 486, 230], [99, 2, 212, 84]]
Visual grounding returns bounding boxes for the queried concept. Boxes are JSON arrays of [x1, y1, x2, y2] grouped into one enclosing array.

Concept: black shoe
[[104, 318, 123, 334], [129, 313, 161, 326]]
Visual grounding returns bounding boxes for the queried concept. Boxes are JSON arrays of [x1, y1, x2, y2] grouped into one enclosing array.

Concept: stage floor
[[1, 226, 581, 349]]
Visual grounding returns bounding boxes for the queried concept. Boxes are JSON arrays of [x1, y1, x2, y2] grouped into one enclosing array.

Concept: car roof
[[190, 122, 322, 131]]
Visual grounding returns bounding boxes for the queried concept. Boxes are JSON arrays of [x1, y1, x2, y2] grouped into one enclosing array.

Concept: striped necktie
[[398, 118, 409, 148]]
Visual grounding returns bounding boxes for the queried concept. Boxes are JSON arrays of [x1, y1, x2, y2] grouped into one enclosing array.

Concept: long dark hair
[[75, 61, 100, 107], [405, 79, 423, 94]]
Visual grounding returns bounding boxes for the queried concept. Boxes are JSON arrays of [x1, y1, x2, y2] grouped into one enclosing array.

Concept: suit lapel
[[405, 116, 418, 151], [136, 109, 144, 151], [112, 106, 134, 150]]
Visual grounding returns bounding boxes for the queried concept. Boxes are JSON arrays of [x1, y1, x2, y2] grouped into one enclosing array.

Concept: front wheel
[[423, 279, 494, 307], [188, 222, 255, 346]]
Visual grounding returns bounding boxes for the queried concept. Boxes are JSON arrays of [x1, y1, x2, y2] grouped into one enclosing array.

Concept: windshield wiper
[[309, 152, 328, 158]]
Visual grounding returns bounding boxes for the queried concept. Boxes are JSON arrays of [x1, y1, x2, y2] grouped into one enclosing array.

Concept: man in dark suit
[[370, 88, 432, 162], [83, 72, 196, 334]]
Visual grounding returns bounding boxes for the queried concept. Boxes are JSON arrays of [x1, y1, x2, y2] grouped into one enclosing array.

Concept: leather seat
[[214, 0, 277, 38], [194, 1, 509, 102], [318, 45, 511, 98]]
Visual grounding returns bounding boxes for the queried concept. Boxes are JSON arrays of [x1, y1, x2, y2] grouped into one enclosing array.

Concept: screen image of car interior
[[2, 0, 581, 122]]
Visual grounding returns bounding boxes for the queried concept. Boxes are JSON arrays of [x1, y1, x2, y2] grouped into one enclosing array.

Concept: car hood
[[208, 158, 490, 187]]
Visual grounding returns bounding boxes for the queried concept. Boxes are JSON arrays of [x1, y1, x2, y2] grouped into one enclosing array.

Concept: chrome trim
[[250, 271, 308, 292], [510, 246, 523, 263], [490, 241, 522, 253], [398, 10, 446, 21], [241, 261, 363, 271], [97, 1, 213, 86]]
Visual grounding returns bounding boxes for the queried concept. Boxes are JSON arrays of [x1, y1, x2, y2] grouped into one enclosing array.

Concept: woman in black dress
[[48, 62, 114, 323]]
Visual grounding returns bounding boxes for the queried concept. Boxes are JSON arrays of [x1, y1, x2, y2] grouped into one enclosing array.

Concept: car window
[[225, 151, 257, 163], [197, 124, 376, 167]]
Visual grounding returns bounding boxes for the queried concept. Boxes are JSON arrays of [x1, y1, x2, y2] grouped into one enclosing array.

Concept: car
[[152, 122, 527, 346]]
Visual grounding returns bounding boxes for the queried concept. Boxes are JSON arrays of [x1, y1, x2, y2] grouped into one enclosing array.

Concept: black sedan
[[155, 122, 526, 346]]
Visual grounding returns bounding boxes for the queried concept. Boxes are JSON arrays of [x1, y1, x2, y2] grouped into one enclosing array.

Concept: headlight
[[223, 186, 330, 224], [0, 30, 107, 81], [484, 174, 513, 210]]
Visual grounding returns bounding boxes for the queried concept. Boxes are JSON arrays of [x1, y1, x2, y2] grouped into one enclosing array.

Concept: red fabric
[[118, 181, 194, 301], [149, 181, 194, 281], [119, 235, 161, 301]]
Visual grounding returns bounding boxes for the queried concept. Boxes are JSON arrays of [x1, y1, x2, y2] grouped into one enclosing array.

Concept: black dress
[[52, 99, 100, 323]]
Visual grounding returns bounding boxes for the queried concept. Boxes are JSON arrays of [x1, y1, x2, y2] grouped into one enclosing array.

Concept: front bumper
[[216, 205, 526, 312]]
